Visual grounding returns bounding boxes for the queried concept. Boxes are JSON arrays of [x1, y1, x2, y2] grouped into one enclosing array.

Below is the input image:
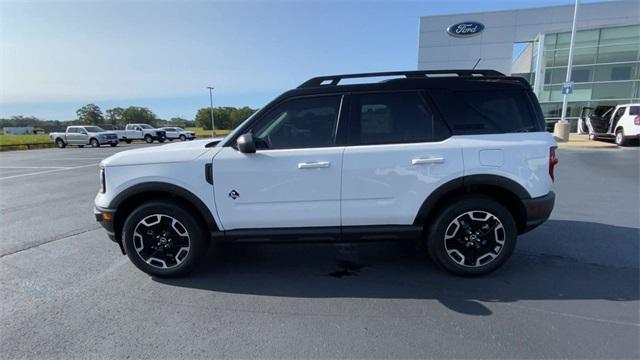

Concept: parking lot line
[[0, 164, 97, 180], [0, 166, 70, 169]]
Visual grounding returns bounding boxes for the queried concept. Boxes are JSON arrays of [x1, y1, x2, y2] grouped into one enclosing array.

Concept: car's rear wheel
[[90, 138, 100, 147], [122, 202, 208, 277], [179, 134, 186, 141], [144, 135, 153, 144], [615, 129, 627, 146], [426, 195, 517, 276], [56, 139, 66, 148]]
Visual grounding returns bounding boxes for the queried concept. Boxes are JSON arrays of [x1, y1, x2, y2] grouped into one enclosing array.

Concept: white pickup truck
[[114, 124, 167, 144], [50, 126, 119, 148]]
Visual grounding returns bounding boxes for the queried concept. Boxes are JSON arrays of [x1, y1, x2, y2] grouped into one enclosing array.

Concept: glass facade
[[533, 25, 640, 130]]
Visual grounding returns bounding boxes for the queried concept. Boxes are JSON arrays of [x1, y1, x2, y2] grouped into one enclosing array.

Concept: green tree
[[194, 107, 256, 130], [168, 117, 190, 127], [122, 106, 157, 127], [105, 107, 125, 127], [76, 104, 104, 125]]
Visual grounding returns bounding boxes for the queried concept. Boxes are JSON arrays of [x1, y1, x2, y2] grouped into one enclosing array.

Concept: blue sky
[[0, 0, 604, 120]]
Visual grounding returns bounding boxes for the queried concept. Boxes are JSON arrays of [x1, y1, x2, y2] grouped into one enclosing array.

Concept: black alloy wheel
[[122, 202, 208, 277], [427, 195, 517, 276]]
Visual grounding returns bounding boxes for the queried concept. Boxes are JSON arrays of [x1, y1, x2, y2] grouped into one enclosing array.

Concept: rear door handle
[[412, 157, 445, 165], [298, 161, 331, 169]]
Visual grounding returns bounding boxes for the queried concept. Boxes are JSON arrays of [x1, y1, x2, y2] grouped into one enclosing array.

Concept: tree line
[[1, 103, 258, 131]]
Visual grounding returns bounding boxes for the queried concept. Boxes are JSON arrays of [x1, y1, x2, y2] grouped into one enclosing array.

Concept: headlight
[[99, 167, 106, 193]]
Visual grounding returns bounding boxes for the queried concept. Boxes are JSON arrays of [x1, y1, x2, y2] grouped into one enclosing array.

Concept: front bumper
[[154, 131, 167, 140], [522, 191, 555, 232], [98, 138, 118, 145], [94, 206, 118, 242]]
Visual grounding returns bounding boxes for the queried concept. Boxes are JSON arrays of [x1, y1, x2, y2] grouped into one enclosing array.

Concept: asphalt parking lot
[[1, 144, 638, 359]]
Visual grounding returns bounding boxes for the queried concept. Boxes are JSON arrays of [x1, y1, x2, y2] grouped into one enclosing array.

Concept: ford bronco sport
[[94, 70, 557, 277]]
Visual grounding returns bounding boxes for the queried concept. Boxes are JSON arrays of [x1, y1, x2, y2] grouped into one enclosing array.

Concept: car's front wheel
[[90, 138, 100, 148], [144, 135, 154, 144], [110, 142, 118, 147], [56, 139, 66, 148], [179, 134, 186, 141], [122, 202, 208, 277], [426, 195, 517, 276]]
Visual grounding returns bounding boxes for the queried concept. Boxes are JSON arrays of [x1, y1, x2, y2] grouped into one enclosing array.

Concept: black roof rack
[[298, 69, 505, 88]]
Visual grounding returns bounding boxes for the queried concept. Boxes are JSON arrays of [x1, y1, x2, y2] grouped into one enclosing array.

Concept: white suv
[[94, 70, 557, 277], [587, 104, 640, 146]]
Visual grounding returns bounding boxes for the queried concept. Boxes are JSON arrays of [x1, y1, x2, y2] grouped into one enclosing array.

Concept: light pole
[[554, 0, 579, 142], [207, 86, 215, 137]]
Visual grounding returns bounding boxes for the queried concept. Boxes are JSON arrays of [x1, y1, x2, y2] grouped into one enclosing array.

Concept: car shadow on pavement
[[154, 220, 639, 316]]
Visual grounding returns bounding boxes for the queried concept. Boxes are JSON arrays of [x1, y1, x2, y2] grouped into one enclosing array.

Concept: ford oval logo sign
[[447, 21, 484, 37]]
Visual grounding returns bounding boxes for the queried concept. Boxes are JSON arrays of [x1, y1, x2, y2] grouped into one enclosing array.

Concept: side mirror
[[237, 133, 256, 154]]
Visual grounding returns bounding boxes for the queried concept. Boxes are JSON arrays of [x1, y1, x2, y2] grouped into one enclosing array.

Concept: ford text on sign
[[446, 22, 484, 37]]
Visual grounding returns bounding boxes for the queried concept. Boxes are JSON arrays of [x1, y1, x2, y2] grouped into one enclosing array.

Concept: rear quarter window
[[429, 89, 543, 135], [629, 106, 640, 115]]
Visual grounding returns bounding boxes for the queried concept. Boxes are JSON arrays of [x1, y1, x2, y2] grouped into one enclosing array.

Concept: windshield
[[176, 127, 184, 131], [84, 126, 105, 133], [139, 124, 153, 129]]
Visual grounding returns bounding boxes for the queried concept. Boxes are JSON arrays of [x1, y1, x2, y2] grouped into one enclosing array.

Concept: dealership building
[[418, 0, 640, 129]]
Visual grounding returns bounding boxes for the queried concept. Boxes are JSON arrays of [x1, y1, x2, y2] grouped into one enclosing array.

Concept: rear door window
[[347, 91, 449, 145]]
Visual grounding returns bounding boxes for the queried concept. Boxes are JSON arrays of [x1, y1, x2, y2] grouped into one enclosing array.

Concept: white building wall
[[418, 0, 640, 74]]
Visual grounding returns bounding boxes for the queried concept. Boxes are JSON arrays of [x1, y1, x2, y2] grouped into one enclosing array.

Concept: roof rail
[[298, 69, 505, 88]]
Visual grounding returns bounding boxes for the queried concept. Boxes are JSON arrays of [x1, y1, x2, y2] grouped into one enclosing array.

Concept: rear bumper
[[522, 191, 555, 233]]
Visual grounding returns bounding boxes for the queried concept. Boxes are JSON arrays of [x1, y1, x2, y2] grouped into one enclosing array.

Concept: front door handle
[[298, 161, 331, 169], [412, 157, 445, 165]]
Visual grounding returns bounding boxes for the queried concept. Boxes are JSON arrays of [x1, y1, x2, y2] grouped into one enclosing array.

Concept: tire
[[90, 138, 100, 148], [110, 142, 118, 147], [78, 145, 84, 148], [56, 139, 66, 148], [158, 139, 166, 143], [125, 139, 132, 144], [179, 134, 186, 141], [144, 135, 153, 144], [615, 129, 627, 146], [122, 202, 208, 277], [426, 195, 517, 276], [588, 133, 596, 141]]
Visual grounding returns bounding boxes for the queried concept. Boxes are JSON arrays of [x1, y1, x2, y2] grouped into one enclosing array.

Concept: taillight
[[634, 116, 640, 125], [549, 146, 558, 181]]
